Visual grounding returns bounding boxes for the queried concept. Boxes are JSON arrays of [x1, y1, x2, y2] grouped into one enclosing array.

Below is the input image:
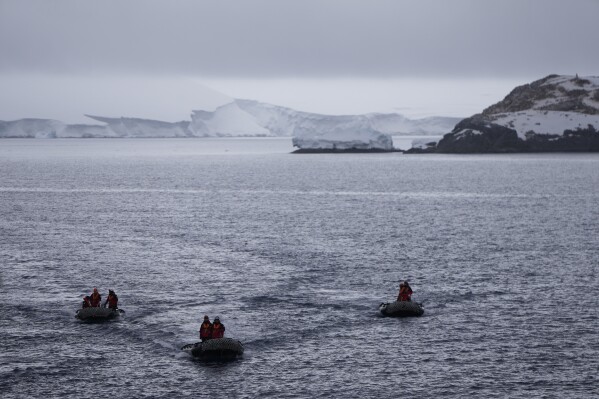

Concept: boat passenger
[[104, 289, 118, 310], [82, 296, 91, 308], [90, 288, 102, 307], [211, 316, 225, 339], [199, 315, 213, 342], [397, 281, 413, 302]]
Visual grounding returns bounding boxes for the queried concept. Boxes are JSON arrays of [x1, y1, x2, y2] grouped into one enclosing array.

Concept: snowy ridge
[[483, 74, 599, 138], [528, 75, 599, 111]]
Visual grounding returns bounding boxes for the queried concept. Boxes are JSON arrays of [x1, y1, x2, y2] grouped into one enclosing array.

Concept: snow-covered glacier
[[0, 99, 460, 150]]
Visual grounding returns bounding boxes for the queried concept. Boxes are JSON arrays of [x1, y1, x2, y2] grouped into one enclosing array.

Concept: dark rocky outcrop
[[407, 74, 599, 153], [407, 120, 599, 153], [435, 116, 527, 153]]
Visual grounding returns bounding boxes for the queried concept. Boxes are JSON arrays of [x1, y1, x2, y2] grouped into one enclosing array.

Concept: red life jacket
[[199, 321, 212, 339], [398, 286, 413, 301], [82, 298, 91, 308], [211, 322, 225, 339], [90, 292, 101, 307], [107, 294, 118, 309]]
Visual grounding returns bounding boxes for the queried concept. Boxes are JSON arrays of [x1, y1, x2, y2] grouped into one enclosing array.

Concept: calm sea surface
[[0, 138, 597, 398]]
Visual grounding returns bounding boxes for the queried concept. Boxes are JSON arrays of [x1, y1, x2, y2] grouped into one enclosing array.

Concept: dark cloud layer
[[1, 0, 597, 78]]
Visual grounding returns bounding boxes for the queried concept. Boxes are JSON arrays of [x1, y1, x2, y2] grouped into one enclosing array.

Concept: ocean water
[[0, 138, 597, 398]]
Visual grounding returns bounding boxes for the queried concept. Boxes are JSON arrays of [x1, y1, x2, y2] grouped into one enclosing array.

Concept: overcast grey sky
[[1, 0, 597, 122]]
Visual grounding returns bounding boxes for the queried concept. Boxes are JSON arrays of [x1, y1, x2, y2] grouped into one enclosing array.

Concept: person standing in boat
[[397, 281, 413, 302], [103, 289, 118, 310], [211, 316, 225, 339], [82, 295, 91, 308], [199, 315, 213, 342], [89, 288, 102, 307]]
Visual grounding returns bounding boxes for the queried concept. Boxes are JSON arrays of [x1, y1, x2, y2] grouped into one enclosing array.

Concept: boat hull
[[379, 301, 424, 317], [183, 338, 244, 360], [75, 307, 121, 320]]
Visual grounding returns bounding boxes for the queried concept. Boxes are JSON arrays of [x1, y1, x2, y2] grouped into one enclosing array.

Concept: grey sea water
[[0, 138, 597, 398]]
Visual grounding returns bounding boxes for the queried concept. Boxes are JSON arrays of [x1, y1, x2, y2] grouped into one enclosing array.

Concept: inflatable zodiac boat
[[379, 301, 424, 317], [75, 307, 122, 320], [182, 338, 244, 360]]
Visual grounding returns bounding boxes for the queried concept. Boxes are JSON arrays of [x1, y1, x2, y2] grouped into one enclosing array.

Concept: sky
[[1, 0, 598, 123]]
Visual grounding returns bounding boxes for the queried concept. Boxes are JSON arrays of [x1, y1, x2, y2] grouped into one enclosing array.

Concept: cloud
[[1, 0, 598, 78]]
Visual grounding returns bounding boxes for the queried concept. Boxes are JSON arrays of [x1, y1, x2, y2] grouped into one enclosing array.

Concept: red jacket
[[82, 297, 91, 308], [398, 286, 413, 302], [90, 292, 102, 307], [211, 322, 225, 339], [199, 321, 212, 339], [105, 294, 118, 309]]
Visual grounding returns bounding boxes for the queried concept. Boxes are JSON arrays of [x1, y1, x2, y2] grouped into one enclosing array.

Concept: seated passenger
[[211, 316, 225, 339], [82, 296, 91, 308], [199, 315, 213, 342], [89, 288, 102, 307], [104, 289, 118, 310], [397, 281, 413, 302]]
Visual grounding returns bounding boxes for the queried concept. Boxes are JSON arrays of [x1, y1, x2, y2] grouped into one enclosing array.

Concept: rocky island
[[407, 74, 599, 153]]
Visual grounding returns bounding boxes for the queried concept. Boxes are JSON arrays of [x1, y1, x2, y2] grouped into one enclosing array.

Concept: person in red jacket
[[397, 281, 413, 302], [89, 288, 102, 307], [211, 316, 225, 339], [199, 315, 213, 342], [103, 290, 118, 310], [82, 296, 91, 308]]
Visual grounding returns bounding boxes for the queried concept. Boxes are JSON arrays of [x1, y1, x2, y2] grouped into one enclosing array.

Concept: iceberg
[[291, 115, 394, 151]]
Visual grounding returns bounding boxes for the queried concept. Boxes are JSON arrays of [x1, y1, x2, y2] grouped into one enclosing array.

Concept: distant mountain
[[0, 99, 460, 140], [409, 74, 599, 153]]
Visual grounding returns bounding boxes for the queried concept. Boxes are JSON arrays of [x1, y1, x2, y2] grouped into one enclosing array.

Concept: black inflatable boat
[[75, 307, 122, 320], [379, 301, 424, 317], [182, 338, 244, 360]]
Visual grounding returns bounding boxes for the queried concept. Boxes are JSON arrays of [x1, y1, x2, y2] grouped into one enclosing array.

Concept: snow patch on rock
[[492, 110, 599, 139]]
